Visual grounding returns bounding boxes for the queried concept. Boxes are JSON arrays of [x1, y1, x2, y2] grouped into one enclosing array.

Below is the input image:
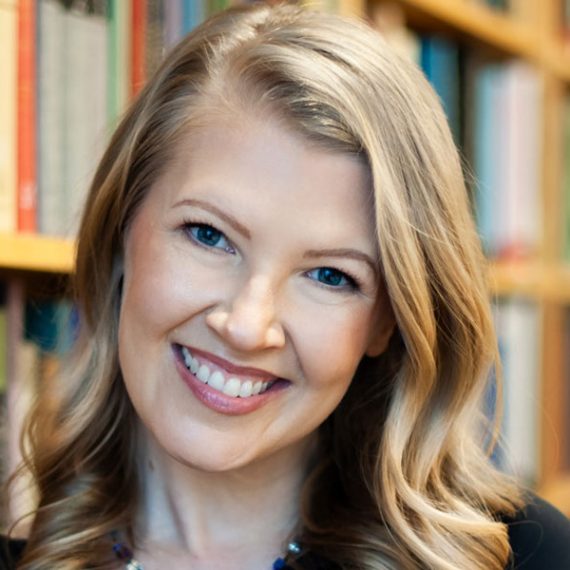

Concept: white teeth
[[209, 371, 226, 391], [223, 378, 241, 397], [181, 346, 192, 368], [180, 346, 276, 398], [239, 380, 253, 398], [197, 364, 210, 383]]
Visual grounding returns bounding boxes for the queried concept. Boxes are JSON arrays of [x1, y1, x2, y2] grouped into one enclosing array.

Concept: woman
[[3, 3, 570, 569]]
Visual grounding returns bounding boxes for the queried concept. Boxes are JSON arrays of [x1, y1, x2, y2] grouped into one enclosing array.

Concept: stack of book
[[0, 281, 76, 524], [0, 0, 247, 239]]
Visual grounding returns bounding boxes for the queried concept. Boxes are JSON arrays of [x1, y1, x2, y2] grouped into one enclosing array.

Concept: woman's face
[[118, 113, 393, 473]]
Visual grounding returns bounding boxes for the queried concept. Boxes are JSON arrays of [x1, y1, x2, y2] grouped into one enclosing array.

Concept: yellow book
[[0, 1, 17, 233]]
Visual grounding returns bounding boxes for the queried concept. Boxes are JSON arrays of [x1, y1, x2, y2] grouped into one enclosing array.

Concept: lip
[[184, 345, 277, 381], [172, 344, 289, 416]]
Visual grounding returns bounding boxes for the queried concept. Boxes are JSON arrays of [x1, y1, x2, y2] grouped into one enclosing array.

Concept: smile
[[180, 346, 275, 398]]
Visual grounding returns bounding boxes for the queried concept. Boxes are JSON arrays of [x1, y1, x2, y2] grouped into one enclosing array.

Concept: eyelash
[[182, 220, 235, 254], [181, 220, 362, 292]]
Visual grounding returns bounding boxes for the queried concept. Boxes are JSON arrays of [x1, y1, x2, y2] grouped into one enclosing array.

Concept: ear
[[365, 291, 396, 358]]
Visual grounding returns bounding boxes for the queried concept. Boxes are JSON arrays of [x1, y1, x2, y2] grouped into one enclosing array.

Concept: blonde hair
[[16, 4, 522, 568]]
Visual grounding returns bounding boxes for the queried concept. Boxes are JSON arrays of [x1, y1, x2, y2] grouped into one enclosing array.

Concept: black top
[[2, 495, 570, 569]]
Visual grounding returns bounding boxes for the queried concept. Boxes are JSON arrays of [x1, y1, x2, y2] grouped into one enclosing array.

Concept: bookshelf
[[1, 0, 570, 517], [364, 0, 570, 511]]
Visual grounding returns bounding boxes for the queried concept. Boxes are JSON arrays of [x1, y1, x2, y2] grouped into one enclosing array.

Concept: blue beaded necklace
[[111, 531, 302, 569]]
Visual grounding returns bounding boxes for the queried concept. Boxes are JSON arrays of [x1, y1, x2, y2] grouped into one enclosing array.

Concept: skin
[[118, 112, 394, 569]]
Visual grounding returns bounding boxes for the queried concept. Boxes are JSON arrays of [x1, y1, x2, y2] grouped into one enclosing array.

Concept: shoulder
[[0, 535, 26, 569], [502, 493, 570, 569]]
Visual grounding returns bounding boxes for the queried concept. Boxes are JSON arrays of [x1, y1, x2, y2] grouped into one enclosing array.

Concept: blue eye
[[307, 267, 358, 290], [186, 223, 234, 253]]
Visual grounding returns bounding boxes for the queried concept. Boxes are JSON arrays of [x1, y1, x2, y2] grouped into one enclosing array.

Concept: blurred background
[[0, 0, 569, 523]]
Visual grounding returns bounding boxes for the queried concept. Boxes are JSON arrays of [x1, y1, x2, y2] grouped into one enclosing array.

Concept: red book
[[17, 0, 36, 233], [131, 0, 147, 97]]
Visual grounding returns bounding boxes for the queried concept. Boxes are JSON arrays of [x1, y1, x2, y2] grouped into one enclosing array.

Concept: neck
[[133, 426, 316, 568]]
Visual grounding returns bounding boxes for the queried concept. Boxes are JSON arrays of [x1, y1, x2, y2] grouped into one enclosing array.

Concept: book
[[182, 0, 205, 35], [108, 0, 131, 127], [62, 0, 108, 236], [472, 63, 501, 255], [420, 36, 462, 146], [131, 0, 147, 96], [494, 298, 540, 484], [37, 0, 66, 236], [146, 0, 165, 79], [17, 0, 37, 233], [470, 61, 541, 259], [0, 0, 18, 233], [495, 62, 541, 259]]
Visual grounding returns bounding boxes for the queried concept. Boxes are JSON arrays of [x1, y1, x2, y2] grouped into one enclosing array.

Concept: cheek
[[294, 303, 375, 389]]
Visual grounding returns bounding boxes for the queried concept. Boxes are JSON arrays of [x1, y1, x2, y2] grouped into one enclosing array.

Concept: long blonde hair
[[16, 4, 522, 568]]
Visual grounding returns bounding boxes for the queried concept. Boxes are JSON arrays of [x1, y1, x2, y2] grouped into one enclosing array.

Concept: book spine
[[131, 0, 147, 96], [0, 2, 18, 233], [163, 0, 182, 49], [17, 0, 37, 233], [145, 0, 165, 78], [107, 0, 131, 126]]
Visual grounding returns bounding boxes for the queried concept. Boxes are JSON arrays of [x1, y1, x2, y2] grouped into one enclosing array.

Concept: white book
[[495, 298, 541, 484], [38, 0, 66, 236], [496, 62, 542, 258], [62, 7, 108, 238]]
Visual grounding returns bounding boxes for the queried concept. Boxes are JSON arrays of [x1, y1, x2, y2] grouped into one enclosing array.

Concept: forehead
[[142, 113, 377, 250]]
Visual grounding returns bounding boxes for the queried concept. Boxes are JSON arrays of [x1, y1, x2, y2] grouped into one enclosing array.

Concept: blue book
[[472, 64, 502, 256], [25, 299, 77, 355], [182, 0, 205, 35], [420, 36, 461, 145]]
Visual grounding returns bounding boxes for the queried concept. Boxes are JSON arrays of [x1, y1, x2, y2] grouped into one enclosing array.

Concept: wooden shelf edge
[[0, 233, 75, 274], [489, 261, 570, 303], [383, 0, 537, 58]]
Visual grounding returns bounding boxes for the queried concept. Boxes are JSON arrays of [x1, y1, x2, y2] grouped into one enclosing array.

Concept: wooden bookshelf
[[380, 0, 537, 57], [366, 0, 570, 514], [1, 0, 569, 519]]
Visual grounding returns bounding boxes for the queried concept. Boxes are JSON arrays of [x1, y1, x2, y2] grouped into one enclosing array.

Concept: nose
[[206, 274, 286, 352]]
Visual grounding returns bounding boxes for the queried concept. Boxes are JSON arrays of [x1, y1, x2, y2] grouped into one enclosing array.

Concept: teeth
[[197, 364, 210, 383], [223, 378, 241, 397], [181, 346, 192, 368], [180, 346, 275, 399], [209, 371, 225, 391], [239, 380, 253, 398]]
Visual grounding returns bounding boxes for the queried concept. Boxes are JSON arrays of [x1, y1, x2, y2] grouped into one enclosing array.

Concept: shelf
[[489, 261, 570, 303], [372, 0, 537, 58], [0, 233, 75, 274]]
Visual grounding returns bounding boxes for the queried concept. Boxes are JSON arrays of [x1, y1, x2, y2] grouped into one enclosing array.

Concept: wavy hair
[[14, 4, 522, 568]]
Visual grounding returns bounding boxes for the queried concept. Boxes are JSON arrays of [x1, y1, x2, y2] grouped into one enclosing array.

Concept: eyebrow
[[174, 198, 378, 278], [304, 249, 379, 279], [173, 198, 251, 239]]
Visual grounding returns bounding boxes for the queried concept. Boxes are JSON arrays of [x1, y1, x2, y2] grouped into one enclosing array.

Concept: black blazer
[[2, 495, 570, 569]]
